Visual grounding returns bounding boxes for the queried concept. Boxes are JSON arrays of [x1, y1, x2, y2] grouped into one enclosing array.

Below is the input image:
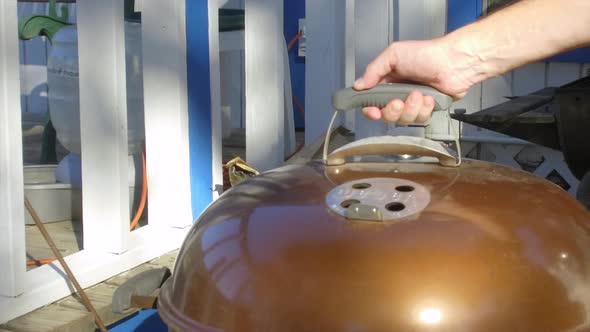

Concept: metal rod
[[24, 196, 108, 332]]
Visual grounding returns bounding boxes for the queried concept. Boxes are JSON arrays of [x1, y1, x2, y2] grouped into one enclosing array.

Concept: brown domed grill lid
[[158, 84, 590, 332]]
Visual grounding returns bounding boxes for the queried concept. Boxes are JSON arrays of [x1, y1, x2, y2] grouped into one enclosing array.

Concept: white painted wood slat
[[0, 0, 27, 298], [245, 0, 285, 171], [343, 0, 356, 131], [304, 0, 346, 144], [220, 50, 243, 130], [283, 37, 297, 158], [209, 0, 223, 199], [353, 0, 389, 140], [512, 63, 546, 96], [547, 62, 581, 87], [141, 0, 193, 227], [77, 0, 130, 253]]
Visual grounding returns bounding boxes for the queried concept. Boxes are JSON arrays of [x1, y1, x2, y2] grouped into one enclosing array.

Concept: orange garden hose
[[130, 151, 148, 230], [27, 150, 148, 266], [287, 30, 303, 51], [26, 258, 57, 266]]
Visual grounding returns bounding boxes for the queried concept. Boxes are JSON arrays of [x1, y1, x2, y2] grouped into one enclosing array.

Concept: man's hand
[[353, 39, 474, 125], [353, 0, 590, 126]]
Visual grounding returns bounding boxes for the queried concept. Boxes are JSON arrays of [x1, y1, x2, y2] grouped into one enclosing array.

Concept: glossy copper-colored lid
[[158, 160, 590, 332]]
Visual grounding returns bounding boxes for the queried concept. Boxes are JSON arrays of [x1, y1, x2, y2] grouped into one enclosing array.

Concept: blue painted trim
[[107, 309, 166, 331], [447, 0, 590, 64], [186, 0, 213, 220], [447, 0, 479, 32], [548, 49, 590, 64], [284, 0, 305, 129]]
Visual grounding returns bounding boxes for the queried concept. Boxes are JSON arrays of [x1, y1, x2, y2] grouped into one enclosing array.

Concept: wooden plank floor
[[1, 250, 178, 332], [25, 220, 82, 271]]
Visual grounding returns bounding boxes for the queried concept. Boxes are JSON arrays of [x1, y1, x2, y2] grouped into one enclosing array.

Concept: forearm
[[441, 0, 590, 84]]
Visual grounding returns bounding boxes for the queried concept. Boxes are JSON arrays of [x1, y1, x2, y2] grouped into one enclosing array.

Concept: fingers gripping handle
[[332, 83, 453, 112]]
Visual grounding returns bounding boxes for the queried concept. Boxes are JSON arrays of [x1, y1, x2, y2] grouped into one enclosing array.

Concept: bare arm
[[355, 0, 590, 124], [445, 0, 590, 84]]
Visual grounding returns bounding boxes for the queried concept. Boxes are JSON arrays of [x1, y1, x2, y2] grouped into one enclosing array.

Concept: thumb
[[353, 47, 397, 90]]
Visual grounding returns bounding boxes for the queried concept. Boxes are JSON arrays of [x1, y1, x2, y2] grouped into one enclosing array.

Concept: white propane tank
[[47, 21, 145, 156]]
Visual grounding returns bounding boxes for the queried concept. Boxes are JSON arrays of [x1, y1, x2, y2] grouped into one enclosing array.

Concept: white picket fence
[[1, 0, 193, 323], [0, 0, 297, 323]]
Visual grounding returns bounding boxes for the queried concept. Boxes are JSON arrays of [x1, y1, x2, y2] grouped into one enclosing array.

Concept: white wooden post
[[283, 39, 297, 158], [141, 0, 193, 226], [305, 0, 346, 144], [547, 62, 582, 87], [343, 0, 356, 131], [399, 0, 449, 141], [0, 0, 26, 297], [220, 51, 244, 129], [513, 63, 546, 96], [209, 0, 223, 199], [77, 0, 130, 253], [245, 0, 285, 171], [353, 0, 391, 140], [220, 0, 244, 129]]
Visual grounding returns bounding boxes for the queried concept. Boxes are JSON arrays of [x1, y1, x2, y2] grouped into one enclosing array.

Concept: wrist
[[437, 29, 499, 88]]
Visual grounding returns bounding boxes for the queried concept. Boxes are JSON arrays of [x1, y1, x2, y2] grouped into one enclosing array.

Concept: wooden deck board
[[103, 263, 165, 288], [2, 250, 178, 331], [3, 306, 94, 332], [25, 220, 83, 271], [56, 283, 136, 328]]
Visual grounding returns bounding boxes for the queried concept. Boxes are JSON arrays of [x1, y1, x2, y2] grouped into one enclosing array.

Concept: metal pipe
[[24, 196, 108, 332]]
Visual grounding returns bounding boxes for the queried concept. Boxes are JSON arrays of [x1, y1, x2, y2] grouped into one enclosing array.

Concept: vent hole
[[341, 199, 360, 208], [395, 185, 415, 192], [352, 183, 371, 190], [386, 202, 405, 212]]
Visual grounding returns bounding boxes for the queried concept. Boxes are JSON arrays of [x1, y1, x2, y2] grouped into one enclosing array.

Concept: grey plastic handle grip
[[332, 83, 453, 112]]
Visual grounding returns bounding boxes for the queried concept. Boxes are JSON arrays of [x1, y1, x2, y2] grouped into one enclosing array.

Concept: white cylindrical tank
[[47, 21, 145, 155]]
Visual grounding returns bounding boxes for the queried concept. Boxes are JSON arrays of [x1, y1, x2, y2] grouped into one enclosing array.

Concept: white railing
[[1, 0, 295, 322], [0, 0, 27, 301], [0, 0, 190, 323]]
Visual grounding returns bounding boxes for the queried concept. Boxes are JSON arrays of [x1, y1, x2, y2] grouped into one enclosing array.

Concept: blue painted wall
[[186, 0, 214, 219], [447, 0, 590, 63], [284, 0, 305, 129]]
